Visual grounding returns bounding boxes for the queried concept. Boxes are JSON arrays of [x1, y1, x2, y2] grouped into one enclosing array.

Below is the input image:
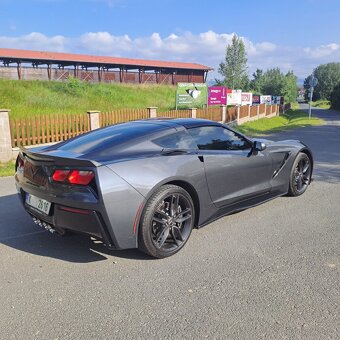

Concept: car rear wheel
[[138, 185, 195, 258], [288, 152, 312, 196]]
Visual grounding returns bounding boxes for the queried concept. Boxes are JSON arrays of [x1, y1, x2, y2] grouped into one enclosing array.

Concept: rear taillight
[[68, 170, 94, 185], [16, 154, 25, 171], [52, 170, 71, 182], [52, 169, 94, 185]]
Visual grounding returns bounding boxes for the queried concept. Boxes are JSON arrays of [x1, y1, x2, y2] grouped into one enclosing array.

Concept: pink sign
[[208, 86, 227, 106]]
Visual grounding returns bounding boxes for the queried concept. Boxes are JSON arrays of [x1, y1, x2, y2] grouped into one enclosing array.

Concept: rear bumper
[[17, 188, 116, 248], [15, 163, 146, 250]]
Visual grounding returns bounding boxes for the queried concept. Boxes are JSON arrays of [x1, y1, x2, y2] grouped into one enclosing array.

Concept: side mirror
[[253, 141, 267, 152]]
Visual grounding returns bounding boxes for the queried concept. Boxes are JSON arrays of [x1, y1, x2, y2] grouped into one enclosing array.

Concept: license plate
[[26, 193, 51, 215]]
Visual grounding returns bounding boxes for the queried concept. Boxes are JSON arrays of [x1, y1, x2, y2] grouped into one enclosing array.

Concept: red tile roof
[[0, 48, 212, 71]]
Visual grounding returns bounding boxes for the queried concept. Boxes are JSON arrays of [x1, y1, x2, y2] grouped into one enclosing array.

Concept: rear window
[[57, 122, 168, 154]]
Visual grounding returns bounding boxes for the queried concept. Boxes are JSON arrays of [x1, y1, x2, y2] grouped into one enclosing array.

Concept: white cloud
[[0, 32, 66, 52], [79, 32, 131, 54], [1, 30, 340, 80], [303, 43, 340, 59]]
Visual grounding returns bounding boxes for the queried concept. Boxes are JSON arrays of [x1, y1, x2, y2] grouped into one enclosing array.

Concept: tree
[[249, 68, 298, 103], [218, 34, 249, 89], [261, 68, 285, 96], [249, 69, 264, 93], [303, 75, 312, 101], [304, 63, 340, 101], [282, 71, 298, 103]]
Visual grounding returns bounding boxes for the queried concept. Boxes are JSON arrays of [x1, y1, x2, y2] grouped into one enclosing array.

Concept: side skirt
[[197, 190, 288, 229]]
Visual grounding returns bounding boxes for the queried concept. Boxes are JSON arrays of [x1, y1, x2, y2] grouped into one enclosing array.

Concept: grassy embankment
[[311, 100, 330, 109], [0, 78, 177, 118], [0, 161, 15, 177], [235, 109, 323, 136]]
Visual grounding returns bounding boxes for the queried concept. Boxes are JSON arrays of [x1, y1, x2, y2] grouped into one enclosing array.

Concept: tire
[[138, 184, 195, 258], [288, 152, 312, 197]]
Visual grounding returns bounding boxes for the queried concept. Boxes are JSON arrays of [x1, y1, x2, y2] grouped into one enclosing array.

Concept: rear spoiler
[[19, 146, 102, 168]]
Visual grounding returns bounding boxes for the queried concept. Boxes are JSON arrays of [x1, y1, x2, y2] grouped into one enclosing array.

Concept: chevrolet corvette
[[15, 118, 313, 258]]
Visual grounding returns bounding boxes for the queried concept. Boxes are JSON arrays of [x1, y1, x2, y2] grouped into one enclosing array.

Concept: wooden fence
[[227, 106, 237, 122], [250, 105, 257, 117], [10, 113, 90, 147], [196, 107, 221, 121], [239, 105, 249, 119], [99, 108, 148, 127], [259, 103, 266, 114], [9, 104, 280, 148], [158, 110, 192, 119]]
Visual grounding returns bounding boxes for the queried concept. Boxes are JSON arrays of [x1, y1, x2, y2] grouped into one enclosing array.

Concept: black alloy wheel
[[288, 153, 312, 196], [138, 185, 195, 258]]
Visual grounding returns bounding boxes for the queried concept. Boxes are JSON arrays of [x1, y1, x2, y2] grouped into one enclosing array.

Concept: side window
[[188, 126, 252, 151], [152, 130, 196, 149]]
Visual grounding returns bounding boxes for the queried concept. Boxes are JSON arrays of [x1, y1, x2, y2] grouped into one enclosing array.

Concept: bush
[[330, 82, 340, 110], [66, 76, 88, 95]]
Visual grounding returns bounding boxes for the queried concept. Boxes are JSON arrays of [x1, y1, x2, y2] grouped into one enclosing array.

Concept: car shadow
[[0, 193, 153, 263]]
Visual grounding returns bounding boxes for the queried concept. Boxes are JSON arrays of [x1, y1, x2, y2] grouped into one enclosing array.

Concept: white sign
[[227, 89, 242, 105], [241, 92, 253, 105], [260, 95, 272, 105]]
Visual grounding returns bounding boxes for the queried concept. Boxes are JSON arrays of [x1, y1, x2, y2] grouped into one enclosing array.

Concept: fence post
[[220, 105, 227, 123], [248, 104, 251, 119], [0, 109, 13, 162], [147, 107, 158, 118], [87, 110, 100, 130], [257, 105, 260, 120], [237, 105, 240, 124], [264, 104, 267, 116], [190, 108, 197, 119]]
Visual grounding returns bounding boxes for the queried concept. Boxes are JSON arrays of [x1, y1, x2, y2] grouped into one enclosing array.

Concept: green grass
[[311, 100, 330, 109], [0, 78, 177, 118], [235, 109, 323, 135], [0, 160, 15, 177]]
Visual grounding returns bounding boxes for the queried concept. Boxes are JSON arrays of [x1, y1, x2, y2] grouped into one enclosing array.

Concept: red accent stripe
[[58, 205, 91, 215], [133, 203, 144, 234]]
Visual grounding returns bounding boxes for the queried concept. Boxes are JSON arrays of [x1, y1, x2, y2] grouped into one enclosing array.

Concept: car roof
[[42, 118, 223, 157]]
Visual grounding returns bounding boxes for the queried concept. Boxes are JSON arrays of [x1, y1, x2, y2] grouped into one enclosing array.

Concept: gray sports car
[[15, 118, 313, 258]]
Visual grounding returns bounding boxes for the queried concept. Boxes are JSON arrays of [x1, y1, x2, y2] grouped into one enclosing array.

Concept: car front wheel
[[288, 152, 312, 196]]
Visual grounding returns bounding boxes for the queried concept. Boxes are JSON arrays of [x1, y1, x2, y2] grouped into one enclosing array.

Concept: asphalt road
[[0, 104, 339, 340]]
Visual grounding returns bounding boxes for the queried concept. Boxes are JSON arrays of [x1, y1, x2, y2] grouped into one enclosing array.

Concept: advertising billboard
[[176, 83, 208, 109], [272, 96, 281, 104], [241, 92, 253, 105], [252, 95, 261, 105], [260, 95, 272, 105], [208, 86, 227, 106], [227, 89, 242, 105]]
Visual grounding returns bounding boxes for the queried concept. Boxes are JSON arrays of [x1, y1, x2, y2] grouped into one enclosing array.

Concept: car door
[[188, 125, 273, 208]]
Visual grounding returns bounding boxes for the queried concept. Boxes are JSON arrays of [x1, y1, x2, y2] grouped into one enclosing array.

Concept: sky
[[0, 0, 340, 82]]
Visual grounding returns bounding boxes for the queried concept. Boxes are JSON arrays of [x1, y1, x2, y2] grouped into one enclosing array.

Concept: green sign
[[176, 83, 208, 109]]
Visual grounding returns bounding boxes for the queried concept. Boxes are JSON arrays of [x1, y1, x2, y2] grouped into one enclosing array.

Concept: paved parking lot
[[0, 105, 339, 339]]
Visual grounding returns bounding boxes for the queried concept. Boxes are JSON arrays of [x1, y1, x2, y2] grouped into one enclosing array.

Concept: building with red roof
[[0, 48, 212, 85]]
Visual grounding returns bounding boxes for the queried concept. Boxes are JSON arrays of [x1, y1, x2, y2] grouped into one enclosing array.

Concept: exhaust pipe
[[32, 217, 66, 235]]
